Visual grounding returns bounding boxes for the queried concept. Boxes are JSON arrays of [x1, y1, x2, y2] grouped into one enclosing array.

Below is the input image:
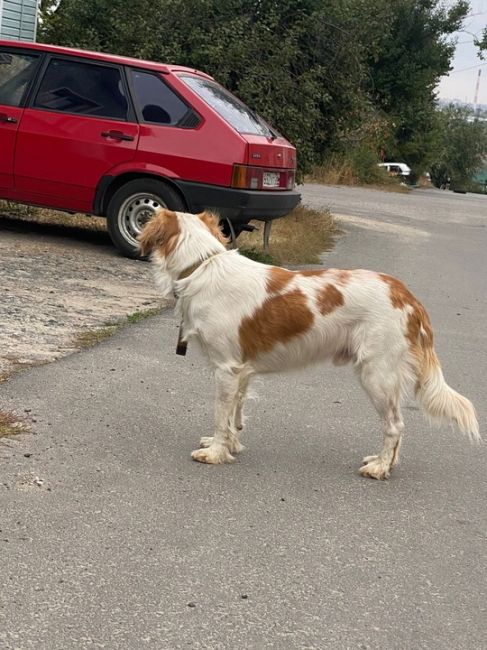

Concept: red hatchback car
[[0, 40, 300, 257]]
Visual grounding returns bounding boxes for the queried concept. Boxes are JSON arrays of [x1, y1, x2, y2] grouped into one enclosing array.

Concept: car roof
[[379, 162, 410, 168], [0, 39, 214, 79]]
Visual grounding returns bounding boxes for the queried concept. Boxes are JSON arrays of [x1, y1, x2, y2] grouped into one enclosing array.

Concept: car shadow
[[0, 214, 114, 251]]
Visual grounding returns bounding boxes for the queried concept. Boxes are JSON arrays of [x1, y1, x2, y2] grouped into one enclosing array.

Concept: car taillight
[[231, 165, 295, 191]]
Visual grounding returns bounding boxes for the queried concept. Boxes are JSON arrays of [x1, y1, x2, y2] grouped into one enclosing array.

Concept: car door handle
[[101, 130, 134, 142], [0, 113, 18, 124]]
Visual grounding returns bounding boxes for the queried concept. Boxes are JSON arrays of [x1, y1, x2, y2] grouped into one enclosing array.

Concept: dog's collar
[[177, 250, 231, 281], [177, 263, 201, 281]]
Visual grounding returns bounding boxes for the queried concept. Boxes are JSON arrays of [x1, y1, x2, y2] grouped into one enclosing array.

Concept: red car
[[0, 40, 300, 257]]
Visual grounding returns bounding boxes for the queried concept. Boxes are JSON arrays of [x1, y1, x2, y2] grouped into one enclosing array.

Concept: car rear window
[[179, 74, 273, 137], [130, 69, 190, 125]]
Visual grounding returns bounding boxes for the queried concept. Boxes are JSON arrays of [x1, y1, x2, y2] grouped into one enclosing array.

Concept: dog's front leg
[[192, 368, 240, 464], [200, 372, 249, 453], [233, 374, 250, 433]]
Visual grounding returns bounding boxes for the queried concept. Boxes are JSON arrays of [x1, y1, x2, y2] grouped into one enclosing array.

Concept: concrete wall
[[0, 0, 39, 42]]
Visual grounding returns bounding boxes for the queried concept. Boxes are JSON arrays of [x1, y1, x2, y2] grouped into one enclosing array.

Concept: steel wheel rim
[[118, 193, 166, 246]]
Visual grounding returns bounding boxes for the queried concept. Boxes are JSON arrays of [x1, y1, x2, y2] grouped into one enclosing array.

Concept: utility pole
[[473, 69, 481, 116]]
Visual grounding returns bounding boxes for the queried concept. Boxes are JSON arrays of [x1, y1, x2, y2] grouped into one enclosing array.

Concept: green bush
[[348, 146, 385, 184]]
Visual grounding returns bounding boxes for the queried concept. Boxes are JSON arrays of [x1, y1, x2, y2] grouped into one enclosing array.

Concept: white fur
[[147, 211, 480, 478]]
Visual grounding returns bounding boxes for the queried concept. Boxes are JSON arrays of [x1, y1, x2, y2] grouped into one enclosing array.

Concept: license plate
[[263, 172, 280, 188]]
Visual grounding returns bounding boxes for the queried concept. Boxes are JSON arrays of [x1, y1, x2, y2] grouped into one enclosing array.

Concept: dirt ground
[[0, 213, 163, 378]]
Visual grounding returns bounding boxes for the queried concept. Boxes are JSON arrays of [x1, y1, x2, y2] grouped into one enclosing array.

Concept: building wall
[[0, 0, 39, 42]]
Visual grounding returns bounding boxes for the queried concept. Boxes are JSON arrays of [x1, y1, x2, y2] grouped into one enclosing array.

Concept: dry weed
[[0, 201, 106, 230], [0, 410, 29, 439], [307, 163, 410, 194], [238, 205, 337, 265]]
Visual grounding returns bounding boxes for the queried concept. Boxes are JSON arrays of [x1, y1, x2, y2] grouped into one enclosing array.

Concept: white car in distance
[[378, 162, 411, 178]]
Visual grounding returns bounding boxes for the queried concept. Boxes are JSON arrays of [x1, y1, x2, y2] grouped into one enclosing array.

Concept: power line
[[449, 61, 487, 74]]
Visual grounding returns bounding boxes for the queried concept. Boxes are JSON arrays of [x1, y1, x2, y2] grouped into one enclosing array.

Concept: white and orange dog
[[139, 209, 479, 479]]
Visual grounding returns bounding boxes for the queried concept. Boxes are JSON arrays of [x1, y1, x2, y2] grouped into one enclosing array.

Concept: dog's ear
[[138, 209, 180, 257], [197, 211, 229, 246]]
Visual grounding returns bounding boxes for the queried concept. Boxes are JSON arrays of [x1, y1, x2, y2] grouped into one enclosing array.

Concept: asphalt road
[[1, 186, 486, 649]]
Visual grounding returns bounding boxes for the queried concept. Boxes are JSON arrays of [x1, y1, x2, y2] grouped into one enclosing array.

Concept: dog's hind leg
[[192, 368, 242, 464], [357, 360, 405, 480]]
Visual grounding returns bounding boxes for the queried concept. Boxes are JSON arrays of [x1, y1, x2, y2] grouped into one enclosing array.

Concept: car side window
[[130, 69, 189, 125], [34, 58, 129, 120], [0, 51, 39, 107]]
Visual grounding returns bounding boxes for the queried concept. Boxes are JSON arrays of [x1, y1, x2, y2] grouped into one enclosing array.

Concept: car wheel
[[106, 179, 186, 258]]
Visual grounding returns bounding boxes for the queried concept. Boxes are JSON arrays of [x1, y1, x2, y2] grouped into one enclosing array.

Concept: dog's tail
[[413, 324, 479, 441]]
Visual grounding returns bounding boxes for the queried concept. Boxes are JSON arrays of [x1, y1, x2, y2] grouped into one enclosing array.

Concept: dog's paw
[[230, 439, 245, 454], [191, 445, 235, 464], [199, 436, 244, 454], [359, 457, 391, 480], [361, 454, 378, 465]]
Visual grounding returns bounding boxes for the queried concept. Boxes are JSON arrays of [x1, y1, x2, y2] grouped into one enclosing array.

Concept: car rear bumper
[[173, 180, 301, 222]]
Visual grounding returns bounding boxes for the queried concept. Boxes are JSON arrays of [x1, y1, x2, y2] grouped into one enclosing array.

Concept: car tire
[[106, 179, 186, 258]]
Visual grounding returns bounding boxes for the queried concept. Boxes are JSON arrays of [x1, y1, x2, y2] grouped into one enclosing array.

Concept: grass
[[73, 325, 121, 349], [306, 153, 410, 194], [0, 309, 164, 384], [239, 248, 277, 264], [238, 205, 338, 265], [0, 359, 50, 384], [0, 410, 29, 439], [73, 307, 165, 350], [307, 165, 410, 193], [0, 306, 164, 384], [126, 307, 163, 324]]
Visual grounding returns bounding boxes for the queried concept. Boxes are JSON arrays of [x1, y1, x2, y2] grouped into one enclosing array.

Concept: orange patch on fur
[[408, 305, 437, 385], [380, 273, 435, 379], [406, 307, 433, 348], [335, 270, 351, 285], [380, 274, 432, 338], [317, 283, 344, 315], [239, 289, 314, 360], [138, 208, 180, 257], [267, 267, 294, 294], [197, 211, 229, 246], [380, 274, 420, 310], [299, 269, 350, 286], [299, 269, 327, 277]]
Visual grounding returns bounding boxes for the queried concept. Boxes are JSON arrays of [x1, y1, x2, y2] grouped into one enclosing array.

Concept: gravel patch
[[0, 214, 163, 377]]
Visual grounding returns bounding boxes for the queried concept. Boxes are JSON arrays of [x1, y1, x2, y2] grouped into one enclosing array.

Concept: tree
[[38, 0, 58, 22], [430, 106, 487, 188], [38, 1, 470, 176], [475, 26, 487, 58], [355, 0, 469, 175]]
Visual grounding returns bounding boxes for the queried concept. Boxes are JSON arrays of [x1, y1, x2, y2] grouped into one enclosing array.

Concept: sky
[[437, 0, 487, 105]]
